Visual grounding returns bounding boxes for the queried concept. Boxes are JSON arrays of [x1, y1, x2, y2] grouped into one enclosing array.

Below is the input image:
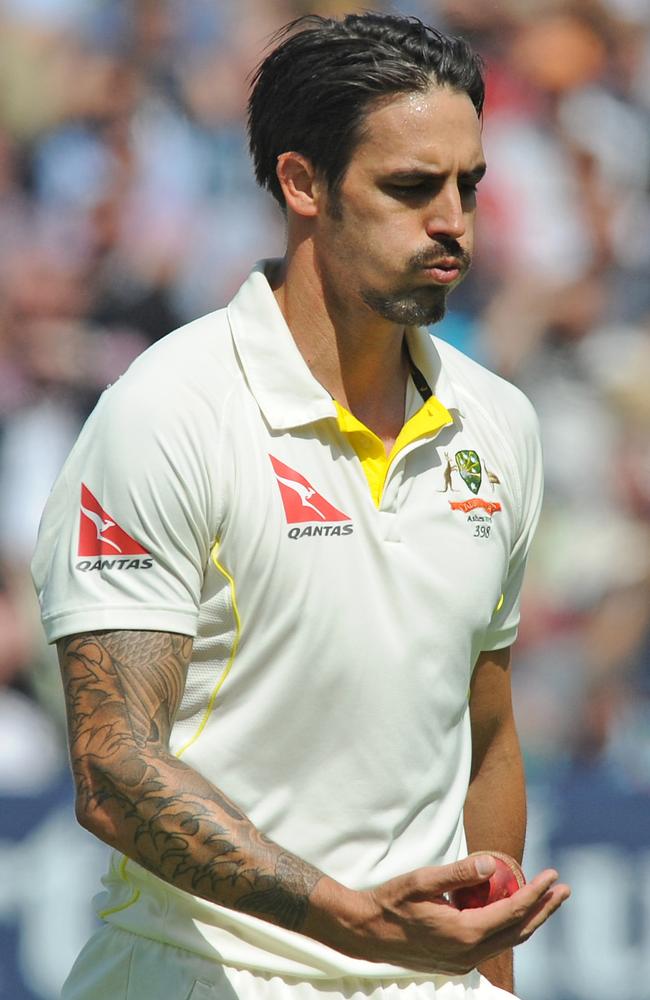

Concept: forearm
[[60, 630, 354, 942], [77, 742, 338, 932], [464, 727, 526, 863], [464, 718, 526, 992]]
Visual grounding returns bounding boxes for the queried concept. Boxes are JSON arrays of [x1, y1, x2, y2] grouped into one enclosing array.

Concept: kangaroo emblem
[[274, 474, 328, 519], [80, 504, 123, 553], [438, 452, 458, 492]]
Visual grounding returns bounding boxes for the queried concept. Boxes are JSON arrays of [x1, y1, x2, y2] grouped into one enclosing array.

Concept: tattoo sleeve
[[57, 631, 323, 933]]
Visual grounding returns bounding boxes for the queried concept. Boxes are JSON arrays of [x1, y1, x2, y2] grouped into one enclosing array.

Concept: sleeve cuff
[[41, 606, 199, 644]]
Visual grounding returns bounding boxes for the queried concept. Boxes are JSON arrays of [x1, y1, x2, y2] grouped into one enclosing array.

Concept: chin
[[363, 287, 448, 326]]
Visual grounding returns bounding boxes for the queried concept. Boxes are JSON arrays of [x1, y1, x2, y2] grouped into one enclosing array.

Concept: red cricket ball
[[450, 851, 526, 910]]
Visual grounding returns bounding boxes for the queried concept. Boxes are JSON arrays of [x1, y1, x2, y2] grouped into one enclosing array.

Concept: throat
[[339, 398, 404, 457], [331, 343, 412, 453]]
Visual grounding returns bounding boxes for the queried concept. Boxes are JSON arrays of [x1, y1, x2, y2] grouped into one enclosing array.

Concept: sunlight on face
[[317, 86, 486, 327]]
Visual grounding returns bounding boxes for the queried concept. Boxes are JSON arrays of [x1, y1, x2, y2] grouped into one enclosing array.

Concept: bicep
[[57, 630, 193, 760]]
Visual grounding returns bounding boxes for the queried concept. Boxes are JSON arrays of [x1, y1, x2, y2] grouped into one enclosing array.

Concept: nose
[[424, 182, 467, 241]]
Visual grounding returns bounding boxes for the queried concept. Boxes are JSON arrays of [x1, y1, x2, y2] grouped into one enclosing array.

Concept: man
[[32, 13, 569, 1000]]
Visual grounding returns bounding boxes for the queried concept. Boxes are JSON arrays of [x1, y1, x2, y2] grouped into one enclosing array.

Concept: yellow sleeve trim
[[175, 543, 242, 759]]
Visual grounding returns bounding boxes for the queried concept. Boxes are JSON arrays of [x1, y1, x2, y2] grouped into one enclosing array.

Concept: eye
[[385, 181, 432, 199], [459, 173, 484, 196]]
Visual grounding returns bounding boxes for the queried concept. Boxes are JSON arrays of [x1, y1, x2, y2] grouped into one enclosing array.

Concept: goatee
[[362, 241, 471, 327], [361, 287, 449, 326]]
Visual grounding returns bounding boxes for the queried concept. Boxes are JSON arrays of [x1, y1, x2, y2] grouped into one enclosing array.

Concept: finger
[[474, 883, 571, 962], [514, 883, 571, 941], [459, 869, 561, 936], [411, 854, 497, 898]]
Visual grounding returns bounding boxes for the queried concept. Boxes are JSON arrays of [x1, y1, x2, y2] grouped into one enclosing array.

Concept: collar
[[404, 324, 460, 415], [227, 261, 336, 430], [227, 259, 459, 430]]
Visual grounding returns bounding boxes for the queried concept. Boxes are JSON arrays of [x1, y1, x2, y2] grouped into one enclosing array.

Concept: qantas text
[[287, 524, 354, 540], [76, 557, 154, 572]]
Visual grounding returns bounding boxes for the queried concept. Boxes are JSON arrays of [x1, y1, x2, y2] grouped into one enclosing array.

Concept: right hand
[[311, 854, 570, 974]]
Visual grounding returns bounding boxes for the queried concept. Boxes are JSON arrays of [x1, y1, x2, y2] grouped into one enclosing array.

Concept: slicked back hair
[[248, 12, 485, 211]]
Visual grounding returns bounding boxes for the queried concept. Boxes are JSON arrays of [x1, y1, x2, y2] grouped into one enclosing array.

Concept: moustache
[[410, 244, 472, 272]]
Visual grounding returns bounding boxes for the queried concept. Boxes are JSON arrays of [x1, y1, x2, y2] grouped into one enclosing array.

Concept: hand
[[313, 854, 570, 974]]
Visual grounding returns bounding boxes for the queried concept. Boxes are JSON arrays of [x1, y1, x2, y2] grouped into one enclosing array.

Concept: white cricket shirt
[[32, 261, 543, 980]]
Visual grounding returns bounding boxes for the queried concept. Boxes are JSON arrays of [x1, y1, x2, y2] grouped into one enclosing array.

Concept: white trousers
[[60, 925, 519, 1000]]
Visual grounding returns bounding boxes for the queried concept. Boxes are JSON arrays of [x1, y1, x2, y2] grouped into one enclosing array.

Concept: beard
[[360, 244, 472, 327], [361, 285, 449, 326]]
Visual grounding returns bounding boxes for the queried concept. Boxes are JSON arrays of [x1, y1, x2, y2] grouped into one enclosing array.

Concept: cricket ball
[[450, 851, 526, 910]]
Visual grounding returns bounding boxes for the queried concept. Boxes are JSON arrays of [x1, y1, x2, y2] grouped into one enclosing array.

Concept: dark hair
[[248, 12, 485, 209]]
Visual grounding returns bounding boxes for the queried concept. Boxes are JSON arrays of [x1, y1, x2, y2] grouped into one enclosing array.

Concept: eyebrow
[[383, 164, 487, 183]]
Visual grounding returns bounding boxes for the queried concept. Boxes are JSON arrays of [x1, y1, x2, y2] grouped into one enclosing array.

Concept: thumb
[[386, 856, 497, 903], [433, 854, 496, 893]]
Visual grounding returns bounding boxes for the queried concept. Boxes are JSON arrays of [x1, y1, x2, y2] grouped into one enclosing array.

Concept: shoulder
[[67, 306, 243, 493], [92, 306, 241, 435], [111, 306, 239, 404], [433, 335, 540, 447]]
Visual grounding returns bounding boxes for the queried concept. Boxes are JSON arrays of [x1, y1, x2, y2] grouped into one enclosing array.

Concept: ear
[[276, 152, 321, 218]]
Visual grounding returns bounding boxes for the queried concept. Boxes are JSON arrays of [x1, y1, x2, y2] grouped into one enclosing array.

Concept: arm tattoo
[[58, 631, 322, 933]]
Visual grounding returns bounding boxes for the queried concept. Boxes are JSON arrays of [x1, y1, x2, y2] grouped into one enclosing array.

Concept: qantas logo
[[77, 484, 152, 569], [269, 455, 353, 539]]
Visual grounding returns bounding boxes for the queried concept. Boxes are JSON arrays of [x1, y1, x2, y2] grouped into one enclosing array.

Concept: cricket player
[[32, 12, 570, 1000]]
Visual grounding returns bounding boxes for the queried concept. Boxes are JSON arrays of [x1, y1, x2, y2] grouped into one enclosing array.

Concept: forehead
[[351, 85, 484, 173]]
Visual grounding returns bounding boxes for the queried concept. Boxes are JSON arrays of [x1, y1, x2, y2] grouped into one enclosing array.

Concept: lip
[[420, 264, 461, 285]]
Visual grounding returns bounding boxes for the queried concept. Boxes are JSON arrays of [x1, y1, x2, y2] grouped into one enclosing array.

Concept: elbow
[[73, 795, 101, 835], [71, 765, 124, 849]]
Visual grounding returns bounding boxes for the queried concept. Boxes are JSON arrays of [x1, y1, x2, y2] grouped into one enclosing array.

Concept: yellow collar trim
[[334, 395, 453, 507]]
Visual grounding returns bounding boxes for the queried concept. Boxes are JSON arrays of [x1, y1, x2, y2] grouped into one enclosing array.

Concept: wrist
[[478, 950, 514, 992], [302, 876, 377, 960]]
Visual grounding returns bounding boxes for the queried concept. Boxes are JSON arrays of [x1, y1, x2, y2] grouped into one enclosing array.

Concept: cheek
[[319, 200, 414, 279], [321, 216, 374, 267]]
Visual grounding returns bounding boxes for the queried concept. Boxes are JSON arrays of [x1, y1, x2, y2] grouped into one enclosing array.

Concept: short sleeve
[[481, 395, 544, 651], [31, 372, 220, 643]]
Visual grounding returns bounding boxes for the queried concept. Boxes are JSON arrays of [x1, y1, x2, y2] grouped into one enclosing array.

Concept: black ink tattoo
[[57, 630, 323, 933], [237, 852, 320, 931]]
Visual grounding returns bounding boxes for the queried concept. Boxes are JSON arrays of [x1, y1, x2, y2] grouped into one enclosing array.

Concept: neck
[[270, 246, 410, 441]]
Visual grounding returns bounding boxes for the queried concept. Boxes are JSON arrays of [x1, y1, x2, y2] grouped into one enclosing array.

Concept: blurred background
[[0, 0, 648, 997]]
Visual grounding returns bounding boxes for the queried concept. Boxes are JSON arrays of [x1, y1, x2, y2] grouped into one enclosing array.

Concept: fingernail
[[475, 855, 495, 878]]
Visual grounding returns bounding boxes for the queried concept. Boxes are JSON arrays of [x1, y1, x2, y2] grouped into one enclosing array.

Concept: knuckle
[[457, 923, 480, 949], [413, 868, 432, 892], [511, 901, 529, 922], [448, 860, 470, 883], [386, 872, 411, 899], [403, 869, 426, 897], [466, 925, 481, 948]]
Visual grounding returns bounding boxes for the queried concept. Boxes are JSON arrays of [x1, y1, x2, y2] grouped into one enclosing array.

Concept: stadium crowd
[[0, 0, 649, 846]]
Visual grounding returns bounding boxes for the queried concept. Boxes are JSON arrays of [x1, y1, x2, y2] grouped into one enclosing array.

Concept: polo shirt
[[32, 260, 543, 980]]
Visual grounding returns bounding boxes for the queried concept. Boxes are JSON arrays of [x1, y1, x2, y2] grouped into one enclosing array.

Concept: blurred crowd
[[0, 0, 649, 796]]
